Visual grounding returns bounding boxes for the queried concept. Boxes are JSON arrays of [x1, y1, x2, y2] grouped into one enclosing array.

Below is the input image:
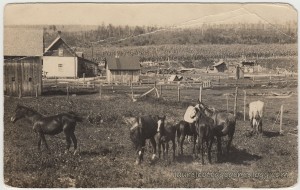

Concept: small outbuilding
[[212, 59, 227, 73], [167, 75, 183, 82], [105, 56, 141, 84], [241, 61, 256, 73]]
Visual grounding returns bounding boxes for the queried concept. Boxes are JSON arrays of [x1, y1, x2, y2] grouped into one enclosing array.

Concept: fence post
[[226, 94, 229, 112], [177, 86, 180, 102], [131, 81, 134, 100], [35, 84, 38, 98], [280, 105, 284, 134], [99, 83, 102, 99], [160, 85, 162, 97], [199, 85, 202, 102], [18, 84, 22, 99], [83, 73, 85, 82], [67, 85, 69, 100], [243, 90, 246, 121], [233, 87, 238, 117]]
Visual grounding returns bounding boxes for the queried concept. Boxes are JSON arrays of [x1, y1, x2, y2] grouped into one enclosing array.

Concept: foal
[[155, 118, 176, 161]]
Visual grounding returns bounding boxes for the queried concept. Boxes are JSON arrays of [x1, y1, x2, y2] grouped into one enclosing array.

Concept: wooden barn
[[105, 56, 141, 84], [4, 27, 43, 96], [43, 34, 97, 78]]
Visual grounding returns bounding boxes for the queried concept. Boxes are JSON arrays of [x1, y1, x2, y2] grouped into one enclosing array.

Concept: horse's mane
[[17, 104, 38, 113]]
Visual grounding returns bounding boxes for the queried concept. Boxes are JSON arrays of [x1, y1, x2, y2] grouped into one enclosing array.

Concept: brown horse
[[197, 101, 236, 162], [11, 104, 82, 154], [126, 115, 165, 164]]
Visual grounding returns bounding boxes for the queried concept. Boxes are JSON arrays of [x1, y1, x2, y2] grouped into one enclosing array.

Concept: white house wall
[[43, 56, 77, 78]]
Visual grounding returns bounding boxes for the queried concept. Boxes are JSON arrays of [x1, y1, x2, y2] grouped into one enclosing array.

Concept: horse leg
[[179, 135, 185, 155], [165, 142, 169, 160], [149, 137, 157, 160], [192, 134, 197, 159], [37, 133, 42, 151], [201, 138, 205, 164], [216, 136, 222, 162], [40, 133, 49, 150], [64, 131, 72, 153], [172, 139, 176, 161], [208, 137, 214, 164], [70, 132, 78, 155]]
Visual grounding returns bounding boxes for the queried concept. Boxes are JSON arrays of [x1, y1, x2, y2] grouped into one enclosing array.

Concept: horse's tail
[[67, 111, 83, 122]]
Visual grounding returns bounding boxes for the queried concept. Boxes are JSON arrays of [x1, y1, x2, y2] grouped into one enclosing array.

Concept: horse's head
[[11, 104, 27, 123], [156, 115, 166, 134]]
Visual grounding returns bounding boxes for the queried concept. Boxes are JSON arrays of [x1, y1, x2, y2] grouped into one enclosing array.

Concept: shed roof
[[4, 27, 44, 56], [212, 59, 226, 67], [105, 56, 140, 70]]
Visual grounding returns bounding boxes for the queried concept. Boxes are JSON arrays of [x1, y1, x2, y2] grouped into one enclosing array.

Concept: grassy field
[[4, 84, 298, 188]]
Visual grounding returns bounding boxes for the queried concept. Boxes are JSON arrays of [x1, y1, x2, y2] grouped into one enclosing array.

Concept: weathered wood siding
[[4, 57, 42, 96], [107, 70, 140, 83]]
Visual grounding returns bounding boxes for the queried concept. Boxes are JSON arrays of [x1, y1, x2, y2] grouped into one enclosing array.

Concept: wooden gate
[[4, 57, 42, 97]]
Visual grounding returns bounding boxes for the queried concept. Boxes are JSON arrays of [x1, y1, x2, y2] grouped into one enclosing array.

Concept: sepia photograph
[[2, 2, 298, 188]]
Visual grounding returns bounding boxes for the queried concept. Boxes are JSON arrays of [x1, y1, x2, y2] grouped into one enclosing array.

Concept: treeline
[[43, 22, 297, 48]]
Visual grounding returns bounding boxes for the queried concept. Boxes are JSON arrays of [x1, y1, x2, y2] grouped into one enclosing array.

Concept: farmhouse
[[4, 27, 43, 96], [212, 59, 227, 73], [105, 56, 141, 84], [43, 34, 98, 78]]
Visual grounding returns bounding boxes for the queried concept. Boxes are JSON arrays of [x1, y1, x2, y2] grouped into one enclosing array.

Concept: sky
[[3, 3, 298, 27]]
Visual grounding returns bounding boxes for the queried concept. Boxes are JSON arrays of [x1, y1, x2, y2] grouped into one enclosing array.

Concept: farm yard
[[4, 77, 298, 188], [3, 3, 298, 188]]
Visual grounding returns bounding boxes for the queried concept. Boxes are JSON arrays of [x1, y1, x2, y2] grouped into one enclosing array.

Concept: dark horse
[[11, 105, 82, 154], [197, 101, 236, 163], [126, 115, 165, 164], [195, 112, 213, 164], [176, 120, 198, 156], [176, 105, 201, 156], [155, 118, 176, 161]]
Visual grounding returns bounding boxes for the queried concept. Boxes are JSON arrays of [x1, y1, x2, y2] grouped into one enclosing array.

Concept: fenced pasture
[[4, 76, 298, 187]]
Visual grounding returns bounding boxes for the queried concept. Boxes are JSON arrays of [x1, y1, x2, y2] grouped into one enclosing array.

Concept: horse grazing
[[155, 119, 176, 161], [195, 113, 213, 164], [126, 115, 165, 165], [197, 101, 236, 162], [10, 104, 82, 154], [249, 100, 264, 134]]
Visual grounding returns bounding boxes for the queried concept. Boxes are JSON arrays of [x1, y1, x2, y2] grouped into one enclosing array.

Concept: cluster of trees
[[44, 22, 297, 48]]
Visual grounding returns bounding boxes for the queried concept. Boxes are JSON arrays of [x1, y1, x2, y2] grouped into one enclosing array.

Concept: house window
[[11, 77, 15, 82], [29, 77, 32, 82], [58, 64, 63, 72], [58, 48, 64, 56]]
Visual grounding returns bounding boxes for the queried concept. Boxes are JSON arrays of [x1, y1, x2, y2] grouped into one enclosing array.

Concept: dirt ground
[[3, 85, 298, 188]]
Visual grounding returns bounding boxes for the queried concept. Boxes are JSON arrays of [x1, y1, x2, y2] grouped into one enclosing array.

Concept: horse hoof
[[135, 160, 141, 165], [73, 150, 79, 155], [151, 154, 157, 161]]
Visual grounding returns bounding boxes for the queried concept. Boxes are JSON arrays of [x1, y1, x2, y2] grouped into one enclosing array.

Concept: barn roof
[[105, 56, 140, 70], [4, 27, 44, 56]]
